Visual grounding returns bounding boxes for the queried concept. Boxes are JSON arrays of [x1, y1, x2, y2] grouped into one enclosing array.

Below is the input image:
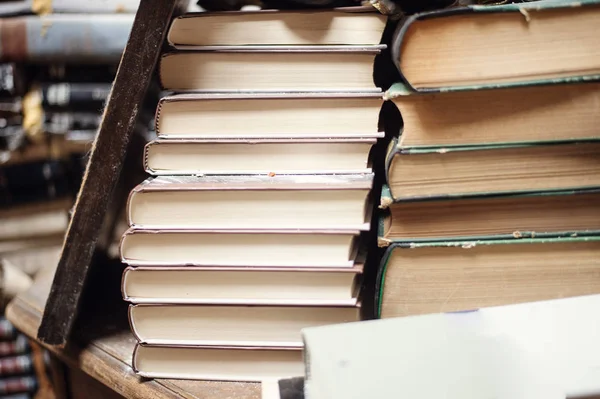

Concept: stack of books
[[120, 6, 390, 381], [376, 0, 600, 318]]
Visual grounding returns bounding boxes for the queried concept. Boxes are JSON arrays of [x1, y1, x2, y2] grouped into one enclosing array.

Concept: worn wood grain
[[37, 0, 180, 346]]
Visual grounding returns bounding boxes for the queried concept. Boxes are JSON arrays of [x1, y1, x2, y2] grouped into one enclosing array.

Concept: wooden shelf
[[7, 261, 260, 399]]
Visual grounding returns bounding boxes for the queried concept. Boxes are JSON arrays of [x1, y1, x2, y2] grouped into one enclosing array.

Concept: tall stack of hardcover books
[[120, 6, 391, 381], [376, 0, 600, 318]]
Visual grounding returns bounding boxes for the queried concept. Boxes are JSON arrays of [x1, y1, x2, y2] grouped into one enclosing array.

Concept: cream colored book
[[127, 174, 373, 230], [133, 345, 304, 381], [167, 8, 386, 47], [144, 138, 376, 175], [159, 49, 383, 92], [129, 304, 359, 348], [120, 228, 359, 267], [155, 93, 384, 139], [122, 265, 362, 306]]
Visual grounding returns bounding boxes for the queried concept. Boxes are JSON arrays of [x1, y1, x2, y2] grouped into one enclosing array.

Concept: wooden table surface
[[7, 262, 261, 399]]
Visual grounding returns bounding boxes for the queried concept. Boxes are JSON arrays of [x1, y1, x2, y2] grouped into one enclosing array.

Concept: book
[[0, 14, 134, 63], [0, 318, 17, 341], [34, 83, 112, 110], [0, 64, 26, 97], [385, 141, 600, 200], [0, 355, 33, 376], [120, 229, 359, 267], [132, 345, 304, 381], [155, 93, 384, 139], [0, 198, 70, 241], [122, 265, 362, 306], [385, 80, 600, 148], [159, 48, 384, 92], [391, 0, 600, 92], [376, 237, 600, 319], [0, 335, 29, 357], [127, 175, 373, 230], [30, 64, 118, 83], [0, 376, 36, 396], [144, 139, 377, 175], [129, 304, 359, 347], [167, 8, 386, 47], [379, 188, 600, 242], [302, 295, 600, 399]]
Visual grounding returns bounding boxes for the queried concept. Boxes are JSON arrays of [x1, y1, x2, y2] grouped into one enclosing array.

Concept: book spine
[[0, 336, 29, 357], [40, 83, 112, 110], [0, 318, 17, 341], [0, 160, 72, 206], [0, 16, 133, 63], [0, 63, 26, 96], [0, 355, 33, 376], [44, 112, 102, 134], [0, 376, 37, 396], [34, 64, 118, 83]]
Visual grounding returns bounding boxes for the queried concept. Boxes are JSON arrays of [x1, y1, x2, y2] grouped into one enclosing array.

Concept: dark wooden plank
[[37, 0, 180, 346]]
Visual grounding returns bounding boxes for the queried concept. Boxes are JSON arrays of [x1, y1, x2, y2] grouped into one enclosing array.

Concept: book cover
[[0, 14, 134, 63], [390, 0, 600, 93]]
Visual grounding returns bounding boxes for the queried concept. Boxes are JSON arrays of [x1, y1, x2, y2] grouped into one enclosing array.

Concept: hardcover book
[[385, 140, 600, 200], [129, 304, 360, 347], [167, 7, 386, 47], [122, 265, 363, 306], [155, 93, 385, 139], [127, 174, 373, 230], [391, 0, 600, 92], [379, 187, 600, 242], [384, 81, 600, 148], [133, 345, 304, 381], [120, 228, 360, 267], [376, 237, 600, 318]]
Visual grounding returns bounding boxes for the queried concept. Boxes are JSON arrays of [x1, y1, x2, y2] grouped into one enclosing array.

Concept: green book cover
[[389, 0, 600, 94], [384, 139, 600, 201], [378, 185, 600, 244], [375, 235, 600, 317]]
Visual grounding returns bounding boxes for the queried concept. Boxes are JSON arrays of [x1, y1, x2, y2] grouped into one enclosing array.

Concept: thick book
[[120, 228, 360, 267], [144, 138, 377, 175], [385, 140, 600, 200], [129, 304, 359, 348], [34, 83, 111, 110], [0, 376, 36, 396], [155, 92, 385, 139], [0, 355, 33, 376], [0, 199, 70, 241], [30, 64, 117, 83], [379, 187, 600, 242], [0, 14, 134, 63], [0, 335, 29, 357], [0, 64, 26, 97], [0, 318, 17, 341], [302, 295, 600, 399], [122, 264, 363, 306], [159, 47, 384, 92], [0, 160, 72, 206], [167, 7, 386, 47], [127, 174, 373, 230], [133, 345, 303, 381], [384, 80, 600, 148], [376, 237, 600, 319], [391, 0, 600, 92]]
